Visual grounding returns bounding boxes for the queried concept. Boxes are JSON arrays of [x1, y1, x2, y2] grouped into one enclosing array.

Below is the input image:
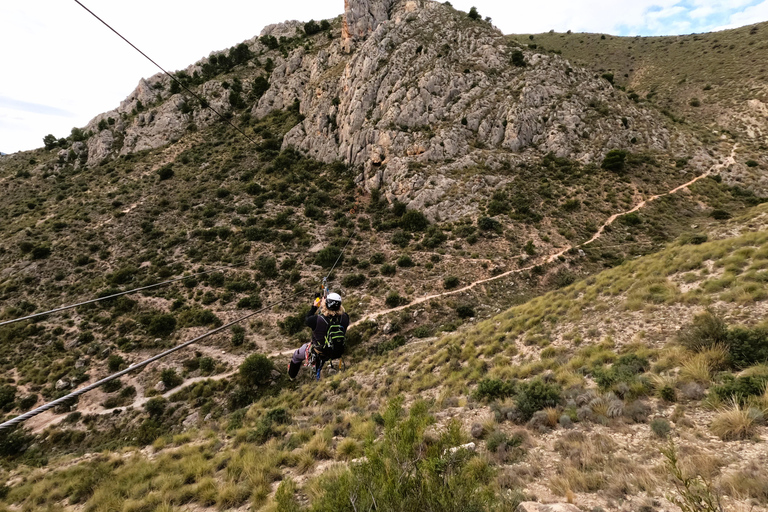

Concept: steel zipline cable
[[0, 290, 303, 433], [0, 268, 231, 328], [72, 0, 257, 145]]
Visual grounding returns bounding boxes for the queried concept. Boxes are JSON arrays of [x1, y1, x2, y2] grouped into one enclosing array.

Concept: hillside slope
[[1, 0, 768, 511], [508, 22, 768, 194]]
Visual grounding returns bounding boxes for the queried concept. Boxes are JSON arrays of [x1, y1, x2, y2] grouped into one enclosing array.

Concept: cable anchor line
[[72, 0, 257, 145], [0, 269, 225, 328], [0, 290, 303, 433]]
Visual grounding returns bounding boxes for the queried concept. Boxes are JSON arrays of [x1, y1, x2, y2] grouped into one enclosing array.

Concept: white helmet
[[326, 292, 342, 311]]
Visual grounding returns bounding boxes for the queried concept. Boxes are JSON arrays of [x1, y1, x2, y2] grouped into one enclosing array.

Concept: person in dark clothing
[[288, 292, 349, 380]]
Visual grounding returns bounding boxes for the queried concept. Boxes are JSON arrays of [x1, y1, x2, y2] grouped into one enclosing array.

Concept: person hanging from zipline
[[288, 292, 349, 381]]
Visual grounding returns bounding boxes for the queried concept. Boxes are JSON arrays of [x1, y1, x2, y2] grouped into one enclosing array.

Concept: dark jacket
[[305, 305, 349, 356]]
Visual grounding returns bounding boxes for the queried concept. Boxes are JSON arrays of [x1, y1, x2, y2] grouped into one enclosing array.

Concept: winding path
[[29, 148, 737, 431]]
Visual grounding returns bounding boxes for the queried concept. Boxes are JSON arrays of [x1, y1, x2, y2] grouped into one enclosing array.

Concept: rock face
[[79, 0, 706, 217], [342, 0, 396, 51]]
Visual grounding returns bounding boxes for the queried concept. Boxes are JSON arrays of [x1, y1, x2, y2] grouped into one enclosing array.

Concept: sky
[[1, 0, 767, 154]]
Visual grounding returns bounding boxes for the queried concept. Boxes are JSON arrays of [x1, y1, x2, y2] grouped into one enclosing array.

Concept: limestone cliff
[[78, 0, 711, 218]]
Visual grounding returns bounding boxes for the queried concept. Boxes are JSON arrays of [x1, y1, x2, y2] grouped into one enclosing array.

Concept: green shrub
[[681, 233, 708, 245], [475, 379, 515, 401], [391, 230, 411, 248], [371, 252, 386, 264], [315, 246, 343, 269], [726, 326, 768, 369], [515, 379, 561, 421], [18, 394, 37, 411], [678, 310, 728, 352], [279, 307, 309, 336], [31, 246, 52, 260], [620, 212, 642, 226], [397, 255, 415, 267], [651, 417, 671, 437], [178, 308, 222, 328], [231, 325, 246, 346], [237, 295, 262, 309], [107, 355, 126, 372], [240, 354, 274, 386], [160, 369, 183, 389], [342, 273, 366, 287], [443, 276, 460, 289], [594, 354, 649, 392], [412, 326, 433, 338], [711, 209, 732, 220], [255, 256, 278, 278], [478, 217, 502, 233], [468, 6, 481, 19], [146, 314, 176, 337], [376, 335, 407, 355], [310, 398, 499, 511], [456, 305, 475, 318], [199, 357, 215, 373], [145, 397, 167, 417], [510, 50, 526, 67], [385, 292, 406, 308], [711, 374, 768, 403], [381, 264, 397, 276], [400, 210, 429, 231], [157, 165, 174, 180], [745, 160, 759, 168], [0, 385, 17, 412], [102, 379, 122, 393], [304, 20, 321, 35], [601, 72, 614, 84], [601, 149, 628, 173]]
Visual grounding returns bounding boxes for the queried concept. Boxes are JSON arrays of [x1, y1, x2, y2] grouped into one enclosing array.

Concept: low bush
[[311, 398, 500, 510], [726, 326, 768, 369], [160, 369, 183, 389], [515, 379, 561, 421], [231, 325, 246, 346], [315, 246, 343, 269], [443, 276, 460, 289], [397, 255, 415, 267], [677, 310, 728, 352], [240, 354, 274, 386], [376, 335, 406, 355], [385, 292, 407, 308], [650, 417, 671, 437], [342, 273, 366, 287], [711, 374, 768, 403], [456, 305, 475, 318], [475, 379, 515, 401], [400, 210, 429, 232], [601, 149, 628, 173], [381, 264, 397, 276]]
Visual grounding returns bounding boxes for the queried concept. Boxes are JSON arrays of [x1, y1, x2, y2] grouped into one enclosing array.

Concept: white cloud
[[717, 0, 768, 28]]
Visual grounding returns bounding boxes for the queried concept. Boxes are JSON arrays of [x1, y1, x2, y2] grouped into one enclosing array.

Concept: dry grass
[[718, 461, 768, 504], [710, 399, 759, 440], [680, 345, 730, 383]]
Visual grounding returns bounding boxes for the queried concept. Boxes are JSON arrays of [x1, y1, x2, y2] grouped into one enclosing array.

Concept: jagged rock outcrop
[[342, 0, 396, 51]]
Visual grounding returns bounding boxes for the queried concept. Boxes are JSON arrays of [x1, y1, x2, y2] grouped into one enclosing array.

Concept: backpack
[[315, 314, 346, 360]]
